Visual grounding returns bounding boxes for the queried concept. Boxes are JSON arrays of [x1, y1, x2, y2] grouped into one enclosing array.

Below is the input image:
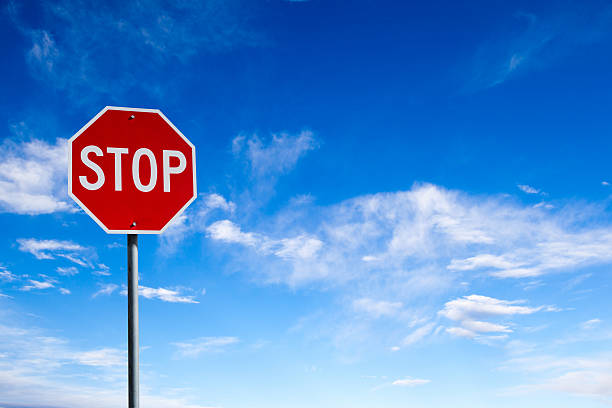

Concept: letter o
[[132, 148, 157, 192]]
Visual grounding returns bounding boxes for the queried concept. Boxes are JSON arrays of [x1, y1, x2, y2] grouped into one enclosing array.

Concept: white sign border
[[68, 106, 197, 235]]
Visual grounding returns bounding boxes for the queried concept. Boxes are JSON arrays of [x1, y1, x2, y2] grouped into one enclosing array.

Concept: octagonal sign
[[68, 106, 197, 234]]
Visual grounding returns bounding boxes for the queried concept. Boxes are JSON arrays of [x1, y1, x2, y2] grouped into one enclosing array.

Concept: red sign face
[[68, 107, 197, 234]]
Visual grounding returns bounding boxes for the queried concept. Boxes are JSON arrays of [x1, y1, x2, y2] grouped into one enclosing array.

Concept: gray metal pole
[[127, 234, 139, 408]]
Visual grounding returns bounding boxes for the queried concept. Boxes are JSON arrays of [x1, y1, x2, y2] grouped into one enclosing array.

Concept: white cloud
[[503, 354, 612, 399], [462, 319, 511, 333], [0, 266, 17, 281], [352, 298, 403, 318], [545, 369, 612, 397], [70, 348, 125, 367], [448, 232, 612, 279], [391, 378, 430, 387], [439, 295, 540, 321], [172, 336, 239, 358], [446, 326, 477, 338], [204, 183, 612, 350], [0, 319, 212, 408], [402, 323, 436, 347], [207, 220, 323, 263], [159, 214, 191, 254], [517, 184, 541, 194], [533, 202, 554, 209], [56, 266, 79, 276], [439, 295, 544, 339], [139, 286, 199, 304], [201, 193, 236, 214], [17, 238, 95, 270], [59, 288, 70, 295], [230, 131, 318, 208], [21, 278, 55, 291], [115, 285, 199, 303], [92, 264, 111, 276], [92, 283, 118, 298], [208, 183, 612, 291], [271, 235, 323, 260], [361, 255, 380, 262], [207, 220, 258, 247], [159, 193, 237, 255], [602, 181, 610, 186], [581, 319, 602, 330], [0, 137, 72, 214], [448, 254, 521, 272], [233, 130, 317, 179], [17, 238, 86, 260]]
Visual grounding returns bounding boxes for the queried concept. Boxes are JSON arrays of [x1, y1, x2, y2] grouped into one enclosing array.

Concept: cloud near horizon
[[0, 318, 216, 408]]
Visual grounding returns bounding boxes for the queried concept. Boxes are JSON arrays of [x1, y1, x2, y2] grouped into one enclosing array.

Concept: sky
[[1, 0, 612, 407]]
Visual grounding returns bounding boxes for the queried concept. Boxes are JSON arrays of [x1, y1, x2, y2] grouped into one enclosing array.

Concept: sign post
[[127, 234, 138, 408], [68, 106, 197, 408]]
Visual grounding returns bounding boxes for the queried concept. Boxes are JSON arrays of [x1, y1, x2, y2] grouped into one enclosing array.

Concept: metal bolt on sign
[[68, 107, 197, 408]]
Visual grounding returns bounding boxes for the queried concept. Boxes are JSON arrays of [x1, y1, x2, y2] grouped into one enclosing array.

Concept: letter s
[[79, 145, 105, 190]]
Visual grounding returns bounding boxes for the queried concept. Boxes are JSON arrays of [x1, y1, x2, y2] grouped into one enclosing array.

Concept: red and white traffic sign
[[68, 106, 197, 234]]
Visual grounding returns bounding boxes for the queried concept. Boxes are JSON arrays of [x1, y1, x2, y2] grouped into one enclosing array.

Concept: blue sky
[[1, 0, 612, 407]]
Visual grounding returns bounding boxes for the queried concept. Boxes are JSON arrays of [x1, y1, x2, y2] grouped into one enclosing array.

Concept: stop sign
[[68, 106, 197, 234]]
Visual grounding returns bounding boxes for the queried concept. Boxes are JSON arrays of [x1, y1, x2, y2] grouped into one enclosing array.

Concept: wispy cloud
[[0, 266, 17, 282], [117, 286, 200, 304], [56, 266, 78, 276], [21, 278, 56, 291], [466, 5, 612, 90], [201, 193, 237, 214], [140, 286, 200, 304], [17, 238, 93, 267], [70, 347, 125, 368], [372, 376, 431, 391], [10, 0, 263, 101], [502, 353, 612, 399], [581, 319, 602, 330], [92, 283, 118, 298], [158, 193, 236, 255], [202, 183, 612, 351], [233, 130, 317, 179], [17, 238, 84, 259], [208, 183, 612, 286], [207, 220, 323, 262], [447, 231, 612, 278], [92, 264, 111, 276], [517, 184, 541, 195], [0, 318, 213, 408], [158, 130, 319, 254], [401, 322, 436, 347], [391, 377, 431, 387], [232, 130, 318, 205], [352, 298, 403, 319], [172, 336, 239, 358]]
